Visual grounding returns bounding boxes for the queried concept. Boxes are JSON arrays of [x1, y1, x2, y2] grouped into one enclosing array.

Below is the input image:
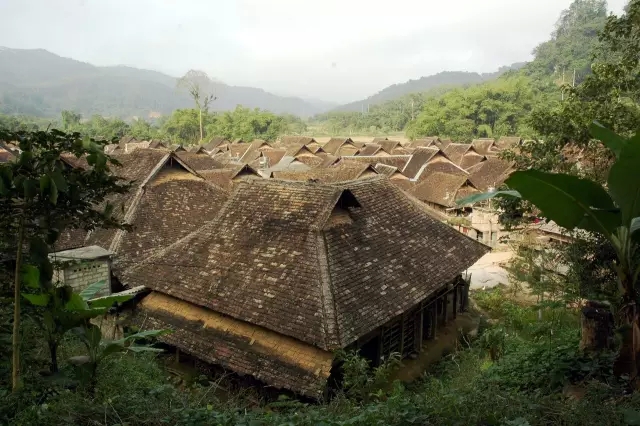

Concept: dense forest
[[331, 65, 525, 113], [313, 0, 621, 140], [0, 105, 307, 144]]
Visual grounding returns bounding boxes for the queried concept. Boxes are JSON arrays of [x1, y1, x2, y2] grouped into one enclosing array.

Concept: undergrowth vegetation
[[4, 288, 640, 425]]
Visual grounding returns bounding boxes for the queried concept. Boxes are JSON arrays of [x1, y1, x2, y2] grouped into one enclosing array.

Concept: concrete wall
[[60, 259, 111, 297]]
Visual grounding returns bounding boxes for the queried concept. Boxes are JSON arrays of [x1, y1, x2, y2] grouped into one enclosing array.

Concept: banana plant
[[71, 324, 168, 393], [22, 277, 134, 373], [458, 122, 640, 383]]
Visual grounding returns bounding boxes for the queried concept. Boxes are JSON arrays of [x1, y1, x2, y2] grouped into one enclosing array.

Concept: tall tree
[[60, 110, 81, 130], [177, 70, 216, 142], [0, 128, 129, 390]]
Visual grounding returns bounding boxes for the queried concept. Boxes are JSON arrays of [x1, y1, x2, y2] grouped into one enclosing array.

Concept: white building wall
[[62, 260, 111, 297]]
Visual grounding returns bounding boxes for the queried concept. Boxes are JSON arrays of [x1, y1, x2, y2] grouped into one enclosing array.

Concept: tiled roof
[[391, 147, 412, 155], [261, 149, 287, 168], [323, 178, 488, 344], [123, 177, 488, 352], [198, 169, 236, 191], [411, 172, 477, 207], [58, 152, 219, 254], [228, 143, 250, 159], [467, 157, 513, 191], [389, 179, 415, 192], [134, 292, 333, 397], [341, 155, 411, 170], [460, 151, 486, 170], [401, 147, 440, 179], [294, 154, 324, 167], [305, 141, 325, 154], [204, 137, 228, 151], [148, 140, 169, 149], [357, 144, 382, 156], [115, 171, 229, 273], [316, 155, 341, 168], [174, 151, 225, 171], [273, 162, 377, 183], [410, 137, 439, 148], [61, 153, 90, 170], [416, 158, 469, 181], [286, 143, 316, 157], [471, 138, 495, 155], [322, 138, 353, 155], [240, 140, 272, 162], [443, 143, 472, 165], [373, 163, 398, 177], [379, 140, 401, 154], [123, 179, 344, 349], [435, 139, 452, 150]]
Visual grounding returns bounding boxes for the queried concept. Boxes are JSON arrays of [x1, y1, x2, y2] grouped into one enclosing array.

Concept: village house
[[50, 246, 114, 297], [120, 177, 488, 398], [410, 172, 479, 214], [56, 149, 231, 272], [322, 138, 362, 156]]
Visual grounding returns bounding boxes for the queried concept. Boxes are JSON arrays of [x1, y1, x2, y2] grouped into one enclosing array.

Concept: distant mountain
[[0, 47, 328, 119], [333, 63, 527, 112]]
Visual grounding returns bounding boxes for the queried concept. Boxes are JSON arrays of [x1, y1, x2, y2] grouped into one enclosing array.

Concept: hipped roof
[[123, 177, 488, 352], [401, 147, 440, 179], [467, 157, 513, 191], [341, 155, 411, 170], [322, 137, 355, 155], [411, 172, 478, 207], [174, 151, 225, 171]]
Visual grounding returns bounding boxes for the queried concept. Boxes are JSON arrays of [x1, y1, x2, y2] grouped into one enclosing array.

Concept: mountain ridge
[[0, 47, 329, 119]]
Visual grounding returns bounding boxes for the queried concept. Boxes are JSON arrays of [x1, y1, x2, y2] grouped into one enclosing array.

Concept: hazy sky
[[0, 0, 628, 103]]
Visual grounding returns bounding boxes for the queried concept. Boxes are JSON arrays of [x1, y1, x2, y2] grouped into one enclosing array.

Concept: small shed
[[50, 246, 114, 297]]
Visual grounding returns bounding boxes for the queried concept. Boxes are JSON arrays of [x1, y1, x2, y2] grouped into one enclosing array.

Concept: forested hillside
[[0, 48, 329, 118], [315, 0, 612, 140], [333, 65, 525, 113]]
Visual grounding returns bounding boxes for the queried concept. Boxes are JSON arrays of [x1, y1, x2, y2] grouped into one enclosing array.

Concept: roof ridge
[[316, 232, 341, 349]]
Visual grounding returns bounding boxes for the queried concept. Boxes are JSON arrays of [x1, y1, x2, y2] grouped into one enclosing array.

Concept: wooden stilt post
[[399, 313, 406, 356], [453, 286, 458, 319], [417, 308, 424, 351], [431, 306, 438, 339], [442, 293, 448, 325]]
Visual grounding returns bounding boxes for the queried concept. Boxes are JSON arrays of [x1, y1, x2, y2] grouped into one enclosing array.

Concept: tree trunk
[[614, 273, 640, 387], [614, 304, 640, 384], [12, 217, 25, 392], [199, 108, 203, 142], [580, 301, 614, 352], [49, 342, 59, 373]]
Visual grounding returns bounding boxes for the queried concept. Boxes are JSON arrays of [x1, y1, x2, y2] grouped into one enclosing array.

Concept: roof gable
[[379, 140, 401, 154], [468, 157, 513, 190], [357, 144, 383, 156], [443, 143, 472, 165], [411, 172, 476, 207], [401, 146, 440, 179]]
